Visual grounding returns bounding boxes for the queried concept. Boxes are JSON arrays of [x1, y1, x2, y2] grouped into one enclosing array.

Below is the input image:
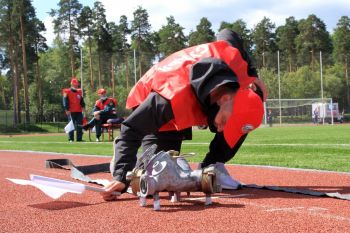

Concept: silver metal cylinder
[[139, 151, 220, 197]]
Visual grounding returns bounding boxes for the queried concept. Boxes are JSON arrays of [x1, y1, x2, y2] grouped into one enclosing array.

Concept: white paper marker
[[64, 120, 75, 133], [6, 174, 121, 199]]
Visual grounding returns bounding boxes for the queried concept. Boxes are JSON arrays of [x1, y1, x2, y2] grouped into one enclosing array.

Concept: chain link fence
[[0, 109, 67, 133]]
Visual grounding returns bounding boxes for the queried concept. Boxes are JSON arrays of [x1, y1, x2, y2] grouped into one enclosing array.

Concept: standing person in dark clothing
[[313, 107, 319, 124], [101, 29, 267, 200], [62, 78, 85, 142], [267, 109, 273, 127], [84, 88, 121, 142]]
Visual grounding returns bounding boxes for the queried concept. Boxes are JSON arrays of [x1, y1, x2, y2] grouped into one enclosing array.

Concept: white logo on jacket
[[241, 124, 254, 134], [157, 44, 209, 72]]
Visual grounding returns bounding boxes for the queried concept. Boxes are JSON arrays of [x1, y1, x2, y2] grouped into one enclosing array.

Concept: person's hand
[[93, 111, 101, 120], [65, 110, 71, 116], [93, 111, 100, 117], [249, 78, 268, 102], [101, 180, 126, 201]]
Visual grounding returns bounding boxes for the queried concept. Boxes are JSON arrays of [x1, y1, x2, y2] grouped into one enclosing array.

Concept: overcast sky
[[32, 0, 350, 46]]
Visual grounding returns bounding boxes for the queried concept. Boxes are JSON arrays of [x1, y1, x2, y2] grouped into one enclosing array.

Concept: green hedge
[[0, 122, 66, 134]]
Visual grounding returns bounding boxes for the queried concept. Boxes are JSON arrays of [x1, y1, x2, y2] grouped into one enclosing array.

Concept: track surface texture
[[1, 151, 350, 233]]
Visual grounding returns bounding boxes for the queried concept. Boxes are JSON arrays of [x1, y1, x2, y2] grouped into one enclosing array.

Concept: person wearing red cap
[[101, 29, 266, 200], [62, 78, 86, 142], [84, 88, 122, 141]]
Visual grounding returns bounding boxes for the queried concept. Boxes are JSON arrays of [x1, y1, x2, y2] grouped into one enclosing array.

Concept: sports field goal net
[[263, 98, 340, 126]]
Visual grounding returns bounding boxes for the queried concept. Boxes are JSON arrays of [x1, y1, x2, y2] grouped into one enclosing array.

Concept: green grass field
[[0, 124, 349, 172]]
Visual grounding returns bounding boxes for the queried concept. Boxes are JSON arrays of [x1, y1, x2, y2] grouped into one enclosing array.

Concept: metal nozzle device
[[126, 146, 221, 211]]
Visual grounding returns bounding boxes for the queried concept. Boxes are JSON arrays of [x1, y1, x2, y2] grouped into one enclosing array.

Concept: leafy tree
[[219, 19, 253, 54], [130, 6, 154, 78], [295, 14, 332, 68], [251, 17, 277, 69], [17, 2, 47, 124], [158, 16, 186, 57], [0, 75, 10, 110], [15, 0, 40, 123], [0, 0, 46, 124], [31, 18, 48, 122], [258, 68, 278, 98], [218, 21, 232, 31], [150, 31, 160, 59], [117, 15, 131, 89], [17, 1, 30, 123], [276, 17, 299, 72], [282, 66, 321, 98], [333, 16, 350, 110], [38, 38, 70, 120], [118, 15, 130, 51], [78, 6, 95, 88], [188, 17, 215, 46], [92, 1, 110, 87], [50, 0, 82, 77], [324, 64, 345, 108], [108, 21, 124, 95], [0, 0, 21, 123]]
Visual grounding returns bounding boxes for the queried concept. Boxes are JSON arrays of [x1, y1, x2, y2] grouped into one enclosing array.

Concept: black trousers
[[87, 115, 117, 138], [110, 92, 247, 184], [68, 112, 83, 141]]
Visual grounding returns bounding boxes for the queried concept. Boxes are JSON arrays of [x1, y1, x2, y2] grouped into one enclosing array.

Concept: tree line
[[0, 0, 349, 125]]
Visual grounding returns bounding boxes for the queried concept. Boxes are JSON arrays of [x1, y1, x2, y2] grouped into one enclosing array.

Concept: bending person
[[102, 29, 267, 200]]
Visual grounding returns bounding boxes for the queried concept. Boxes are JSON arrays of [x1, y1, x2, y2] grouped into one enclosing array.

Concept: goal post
[[263, 98, 338, 126]]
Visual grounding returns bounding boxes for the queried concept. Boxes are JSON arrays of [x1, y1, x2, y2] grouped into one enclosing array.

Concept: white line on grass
[[0, 150, 112, 157], [246, 143, 350, 147], [0, 141, 109, 144], [181, 142, 350, 147]]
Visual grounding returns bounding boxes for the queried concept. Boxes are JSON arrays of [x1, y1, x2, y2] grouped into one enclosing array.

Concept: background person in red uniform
[[102, 29, 267, 200], [62, 78, 85, 142], [84, 88, 122, 142]]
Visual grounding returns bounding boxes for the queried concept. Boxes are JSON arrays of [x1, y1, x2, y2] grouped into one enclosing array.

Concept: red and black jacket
[[126, 40, 257, 131], [62, 88, 85, 112], [93, 97, 118, 116]]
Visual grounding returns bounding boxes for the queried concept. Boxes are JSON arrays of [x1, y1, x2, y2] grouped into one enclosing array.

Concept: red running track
[[1, 151, 350, 233]]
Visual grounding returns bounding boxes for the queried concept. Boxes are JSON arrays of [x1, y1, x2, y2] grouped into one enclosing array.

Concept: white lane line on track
[[308, 206, 328, 212], [2, 150, 350, 175], [182, 194, 349, 222], [184, 194, 252, 201], [265, 206, 305, 212], [0, 164, 66, 176], [225, 199, 350, 222]]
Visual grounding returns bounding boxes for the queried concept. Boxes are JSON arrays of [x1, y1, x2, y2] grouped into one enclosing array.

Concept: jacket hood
[[216, 29, 258, 77]]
